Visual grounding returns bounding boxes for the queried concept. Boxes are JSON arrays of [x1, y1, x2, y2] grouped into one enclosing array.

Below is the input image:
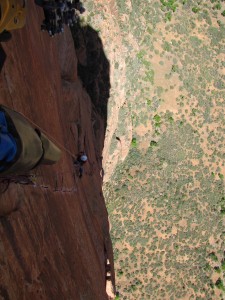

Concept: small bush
[[165, 11, 172, 22], [192, 7, 200, 13], [209, 252, 218, 262], [153, 114, 161, 122], [150, 141, 158, 147], [220, 205, 225, 214], [131, 137, 137, 148], [146, 99, 152, 106], [218, 173, 224, 179], [215, 278, 225, 291], [213, 3, 222, 10]]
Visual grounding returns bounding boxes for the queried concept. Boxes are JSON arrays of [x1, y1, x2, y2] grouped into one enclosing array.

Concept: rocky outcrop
[[0, 2, 114, 299]]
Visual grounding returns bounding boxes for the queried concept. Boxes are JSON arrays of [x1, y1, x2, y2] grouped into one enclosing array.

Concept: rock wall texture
[[0, 2, 114, 299]]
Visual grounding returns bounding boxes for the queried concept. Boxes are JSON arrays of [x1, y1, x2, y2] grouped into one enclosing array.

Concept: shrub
[[150, 141, 158, 147], [153, 114, 161, 122], [221, 260, 225, 271], [209, 252, 218, 261], [146, 99, 152, 106], [218, 173, 224, 179], [144, 69, 155, 84], [192, 7, 200, 13], [131, 137, 137, 148], [213, 3, 221, 10], [165, 11, 172, 22], [215, 278, 225, 291]]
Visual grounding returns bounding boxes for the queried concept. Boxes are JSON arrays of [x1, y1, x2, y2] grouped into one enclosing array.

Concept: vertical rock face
[[0, 2, 114, 299]]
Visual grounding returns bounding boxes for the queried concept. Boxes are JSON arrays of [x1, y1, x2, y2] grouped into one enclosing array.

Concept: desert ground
[[84, 0, 225, 299]]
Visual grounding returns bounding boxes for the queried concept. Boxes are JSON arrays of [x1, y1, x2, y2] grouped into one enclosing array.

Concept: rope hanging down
[[20, 112, 77, 160]]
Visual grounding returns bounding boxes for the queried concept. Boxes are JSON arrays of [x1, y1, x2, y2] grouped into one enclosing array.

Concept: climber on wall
[[74, 152, 88, 178]]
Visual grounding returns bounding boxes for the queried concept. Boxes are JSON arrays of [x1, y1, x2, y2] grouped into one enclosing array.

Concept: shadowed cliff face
[[71, 24, 111, 161], [0, 1, 114, 299]]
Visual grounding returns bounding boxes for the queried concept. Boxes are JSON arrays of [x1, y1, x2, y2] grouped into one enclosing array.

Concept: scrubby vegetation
[[84, 0, 225, 299], [105, 118, 225, 299]]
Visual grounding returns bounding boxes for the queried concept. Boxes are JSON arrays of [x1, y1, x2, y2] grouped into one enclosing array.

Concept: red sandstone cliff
[[0, 2, 115, 299]]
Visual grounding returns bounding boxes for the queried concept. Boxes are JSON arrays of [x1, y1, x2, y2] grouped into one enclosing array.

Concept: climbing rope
[[0, 111, 77, 194], [21, 112, 77, 160]]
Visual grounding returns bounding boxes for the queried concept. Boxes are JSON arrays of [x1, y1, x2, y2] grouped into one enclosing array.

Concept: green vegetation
[[165, 11, 172, 22], [84, 0, 225, 298], [221, 260, 225, 271], [213, 3, 222, 10], [153, 114, 161, 123], [144, 69, 155, 84], [150, 140, 158, 147], [215, 278, 225, 291], [160, 0, 178, 12], [146, 99, 152, 106], [160, 0, 178, 21], [209, 252, 218, 262], [131, 137, 137, 148], [219, 173, 224, 179], [192, 7, 200, 13]]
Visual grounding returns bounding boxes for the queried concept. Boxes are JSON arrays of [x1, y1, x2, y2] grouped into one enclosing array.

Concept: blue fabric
[[0, 111, 17, 170]]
